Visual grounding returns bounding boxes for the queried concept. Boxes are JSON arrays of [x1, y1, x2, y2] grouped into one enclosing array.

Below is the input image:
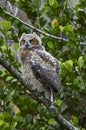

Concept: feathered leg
[[49, 89, 56, 112]]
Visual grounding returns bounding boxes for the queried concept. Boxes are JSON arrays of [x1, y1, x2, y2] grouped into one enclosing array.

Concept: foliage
[[0, 0, 86, 129]]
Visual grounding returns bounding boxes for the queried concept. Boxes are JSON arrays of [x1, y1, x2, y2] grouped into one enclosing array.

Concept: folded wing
[[30, 50, 61, 93]]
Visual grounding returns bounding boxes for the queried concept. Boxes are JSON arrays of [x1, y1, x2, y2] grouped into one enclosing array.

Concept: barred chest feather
[[20, 49, 48, 94]]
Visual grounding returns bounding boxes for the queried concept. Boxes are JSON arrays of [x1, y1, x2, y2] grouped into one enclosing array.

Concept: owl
[[19, 33, 61, 104]]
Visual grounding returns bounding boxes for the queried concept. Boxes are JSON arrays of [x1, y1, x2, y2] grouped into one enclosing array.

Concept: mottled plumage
[[19, 33, 61, 102]]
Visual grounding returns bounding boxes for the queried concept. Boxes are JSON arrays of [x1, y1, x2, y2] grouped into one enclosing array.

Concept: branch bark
[[0, 54, 78, 130], [0, 7, 85, 46], [0, 7, 68, 42]]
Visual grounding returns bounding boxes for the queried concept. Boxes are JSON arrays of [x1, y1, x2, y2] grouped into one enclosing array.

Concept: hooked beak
[[25, 41, 31, 48]]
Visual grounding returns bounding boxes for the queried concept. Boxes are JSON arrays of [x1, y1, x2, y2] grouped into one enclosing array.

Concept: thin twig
[[0, 7, 86, 46], [0, 7, 68, 42]]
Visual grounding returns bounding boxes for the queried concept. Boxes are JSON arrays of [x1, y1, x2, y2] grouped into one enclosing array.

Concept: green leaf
[[0, 112, 11, 121], [51, 19, 59, 28], [0, 71, 2, 75], [55, 99, 62, 107], [49, 0, 58, 9], [73, 78, 79, 86], [11, 122, 17, 129], [59, 26, 64, 32], [62, 60, 73, 70], [78, 56, 84, 68], [48, 118, 57, 125], [0, 38, 4, 46], [78, 82, 85, 90], [0, 21, 12, 31], [0, 120, 10, 130], [47, 41, 54, 49], [14, 115, 23, 122], [13, 43, 19, 51], [72, 115, 79, 125], [6, 31, 12, 39], [64, 25, 74, 33], [6, 76, 13, 82], [26, 114, 33, 123], [0, 120, 4, 126], [11, 79, 17, 83]]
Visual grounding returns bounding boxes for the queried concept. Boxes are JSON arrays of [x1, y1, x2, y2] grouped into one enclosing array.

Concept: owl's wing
[[36, 50, 60, 73], [30, 50, 61, 93]]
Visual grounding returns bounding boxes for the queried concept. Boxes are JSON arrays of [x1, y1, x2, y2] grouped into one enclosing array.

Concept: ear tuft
[[33, 32, 42, 45], [19, 33, 26, 44]]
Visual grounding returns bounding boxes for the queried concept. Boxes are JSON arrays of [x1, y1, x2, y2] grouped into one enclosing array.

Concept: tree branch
[[0, 7, 86, 46], [0, 54, 78, 130], [0, 7, 68, 42]]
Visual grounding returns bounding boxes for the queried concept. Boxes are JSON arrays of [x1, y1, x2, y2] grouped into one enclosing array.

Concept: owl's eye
[[30, 38, 38, 44], [20, 39, 25, 46]]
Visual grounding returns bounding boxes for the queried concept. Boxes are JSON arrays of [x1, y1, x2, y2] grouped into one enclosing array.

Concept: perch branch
[[0, 53, 78, 130]]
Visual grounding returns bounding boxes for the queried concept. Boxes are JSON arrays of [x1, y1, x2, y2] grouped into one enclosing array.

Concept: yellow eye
[[30, 38, 38, 44]]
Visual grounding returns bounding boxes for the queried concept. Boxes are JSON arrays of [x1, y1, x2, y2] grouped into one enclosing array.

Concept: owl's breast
[[21, 50, 45, 92]]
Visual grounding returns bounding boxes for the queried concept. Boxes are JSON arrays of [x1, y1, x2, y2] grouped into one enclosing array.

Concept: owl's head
[[19, 32, 43, 50]]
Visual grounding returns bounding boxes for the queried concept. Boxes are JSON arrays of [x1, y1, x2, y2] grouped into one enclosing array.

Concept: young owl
[[19, 33, 61, 103]]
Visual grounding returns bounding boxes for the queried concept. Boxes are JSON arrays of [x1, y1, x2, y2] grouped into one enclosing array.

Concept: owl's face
[[19, 33, 42, 49]]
